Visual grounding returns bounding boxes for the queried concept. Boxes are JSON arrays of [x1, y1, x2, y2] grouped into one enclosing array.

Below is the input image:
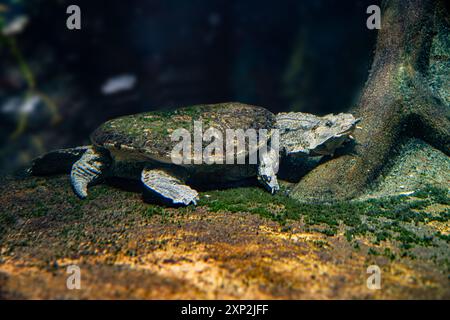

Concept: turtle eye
[[325, 120, 333, 127]]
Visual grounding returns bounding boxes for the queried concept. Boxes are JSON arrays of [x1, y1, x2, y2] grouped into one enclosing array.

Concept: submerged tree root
[[291, 0, 449, 202]]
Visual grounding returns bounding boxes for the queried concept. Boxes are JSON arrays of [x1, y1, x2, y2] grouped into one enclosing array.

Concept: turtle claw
[[271, 184, 280, 195], [182, 194, 199, 206], [71, 178, 88, 199]]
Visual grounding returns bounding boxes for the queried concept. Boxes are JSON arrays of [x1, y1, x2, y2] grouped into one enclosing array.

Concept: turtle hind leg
[[141, 168, 199, 206], [29, 146, 92, 175], [71, 147, 110, 199]]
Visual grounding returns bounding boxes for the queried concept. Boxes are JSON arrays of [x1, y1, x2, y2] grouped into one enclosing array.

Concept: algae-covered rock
[[0, 155, 449, 298], [360, 138, 450, 199]]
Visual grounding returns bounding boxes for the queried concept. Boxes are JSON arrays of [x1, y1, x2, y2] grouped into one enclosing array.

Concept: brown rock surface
[[0, 174, 448, 299]]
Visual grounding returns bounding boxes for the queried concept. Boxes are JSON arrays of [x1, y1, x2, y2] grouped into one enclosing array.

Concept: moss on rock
[[0, 171, 448, 299]]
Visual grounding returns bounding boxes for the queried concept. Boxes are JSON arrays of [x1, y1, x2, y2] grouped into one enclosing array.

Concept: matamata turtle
[[30, 102, 360, 205]]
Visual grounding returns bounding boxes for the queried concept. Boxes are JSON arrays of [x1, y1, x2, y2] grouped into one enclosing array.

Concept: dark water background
[[0, 0, 379, 174]]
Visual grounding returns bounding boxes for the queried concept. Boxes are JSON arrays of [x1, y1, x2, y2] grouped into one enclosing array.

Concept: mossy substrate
[[0, 140, 448, 299]]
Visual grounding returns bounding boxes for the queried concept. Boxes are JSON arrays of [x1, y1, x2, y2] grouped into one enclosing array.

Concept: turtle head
[[276, 112, 361, 157], [307, 113, 360, 156]]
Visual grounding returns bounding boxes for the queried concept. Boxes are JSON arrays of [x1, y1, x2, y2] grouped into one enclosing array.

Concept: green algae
[[0, 175, 448, 261], [90, 102, 275, 161], [199, 184, 450, 251]]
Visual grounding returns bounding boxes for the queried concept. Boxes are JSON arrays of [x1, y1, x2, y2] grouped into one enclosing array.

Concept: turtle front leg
[[141, 168, 199, 206], [257, 148, 280, 194], [71, 146, 110, 198]]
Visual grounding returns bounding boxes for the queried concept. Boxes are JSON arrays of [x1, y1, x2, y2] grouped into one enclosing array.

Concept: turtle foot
[[141, 168, 199, 206], [70, 147, 109, 199]]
